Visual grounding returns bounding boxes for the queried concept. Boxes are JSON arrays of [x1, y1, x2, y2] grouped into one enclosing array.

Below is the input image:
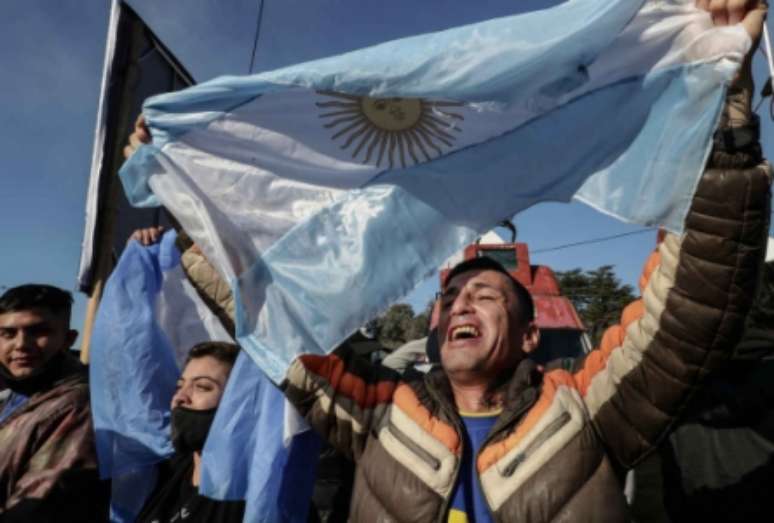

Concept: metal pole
[[763, 24, 774, 80]]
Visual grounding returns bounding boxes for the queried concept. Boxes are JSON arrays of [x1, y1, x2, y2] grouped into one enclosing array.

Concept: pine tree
[[556, 265, 636, 347]]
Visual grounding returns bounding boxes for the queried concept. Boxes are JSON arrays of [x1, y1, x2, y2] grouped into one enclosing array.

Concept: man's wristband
[[713, 113, 760, 153]]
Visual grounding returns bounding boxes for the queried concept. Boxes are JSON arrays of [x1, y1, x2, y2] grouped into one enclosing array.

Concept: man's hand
[[697, 0, 768, 123], [123, 114, 151, 159], [129, 226, 165, 246], [696, 0, 767, 42]]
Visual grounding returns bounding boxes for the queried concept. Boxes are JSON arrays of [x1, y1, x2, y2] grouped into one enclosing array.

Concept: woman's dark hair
[[186, 341, 239, 367]]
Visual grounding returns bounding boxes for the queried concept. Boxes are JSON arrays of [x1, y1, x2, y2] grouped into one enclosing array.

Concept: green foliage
[[556, 265, 636, 347], [374, 301, 432, 349]]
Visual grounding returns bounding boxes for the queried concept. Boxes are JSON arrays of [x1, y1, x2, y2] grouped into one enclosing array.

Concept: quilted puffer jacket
[[282, 145, 771, 522]]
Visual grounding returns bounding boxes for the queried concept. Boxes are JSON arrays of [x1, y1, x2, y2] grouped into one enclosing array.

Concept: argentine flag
[[120, 0, 751, 382]]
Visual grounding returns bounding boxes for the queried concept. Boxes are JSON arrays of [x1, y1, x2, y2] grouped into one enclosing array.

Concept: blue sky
[[2, 2, 772, 343], [1, 2, 110, 343]]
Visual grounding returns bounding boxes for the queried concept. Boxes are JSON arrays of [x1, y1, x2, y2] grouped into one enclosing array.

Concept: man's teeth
[[452, 325, 480, 340]]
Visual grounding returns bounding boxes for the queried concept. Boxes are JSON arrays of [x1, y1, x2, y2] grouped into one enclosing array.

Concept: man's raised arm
[[571, 0, 771, 467]]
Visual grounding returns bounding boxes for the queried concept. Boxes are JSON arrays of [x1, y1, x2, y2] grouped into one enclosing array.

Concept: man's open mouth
[[450, 325, 481, 341]]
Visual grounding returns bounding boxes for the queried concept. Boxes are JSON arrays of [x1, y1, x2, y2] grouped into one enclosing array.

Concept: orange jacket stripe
[[573, 247, 654, 398], [639, 250, 661, 294], [299, 353, 396, 409], [476, 370, 574, 473], [393, 384, 461, 455]]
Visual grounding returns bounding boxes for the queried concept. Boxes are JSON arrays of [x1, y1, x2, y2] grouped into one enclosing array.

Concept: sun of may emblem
[[316, 91, 464, 169]]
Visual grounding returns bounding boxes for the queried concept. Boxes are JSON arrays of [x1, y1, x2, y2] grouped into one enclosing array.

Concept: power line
[[248, 0, 266, 74], [531, 228, 657, 254]]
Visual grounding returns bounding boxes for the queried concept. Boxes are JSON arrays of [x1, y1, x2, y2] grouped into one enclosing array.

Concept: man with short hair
[[281, 4, 771, 521], [0, 284, 108, 522]]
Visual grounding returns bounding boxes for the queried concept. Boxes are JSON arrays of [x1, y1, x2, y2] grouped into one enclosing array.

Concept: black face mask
[[170, 406, 217, 454]]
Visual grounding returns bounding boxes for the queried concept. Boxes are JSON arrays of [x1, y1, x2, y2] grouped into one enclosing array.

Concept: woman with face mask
[[136, 342, 245, 523]]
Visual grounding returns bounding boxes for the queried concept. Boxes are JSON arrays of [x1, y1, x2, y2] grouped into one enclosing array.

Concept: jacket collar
[[420, 358, 542, 432]]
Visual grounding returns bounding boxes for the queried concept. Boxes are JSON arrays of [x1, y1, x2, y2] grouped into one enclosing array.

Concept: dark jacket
[[631, 262, 774, 523], [0, 352, 109, 522], [284, 146, 771, 522], [136, 453, 245, 523], [660, 359, 774, 521]]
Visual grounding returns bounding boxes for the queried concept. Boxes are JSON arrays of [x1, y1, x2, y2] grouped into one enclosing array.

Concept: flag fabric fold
[[119, 0, 751, 382], [89, 232, 181, 522], [90, 233, 181, 479], [199, 351, 319, 522]]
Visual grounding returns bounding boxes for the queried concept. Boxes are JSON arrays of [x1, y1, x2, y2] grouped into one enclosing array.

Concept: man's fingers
[[135, 117, 151, 143], [134, 114, 148, 135], [709, 0, 730, 25], [124, 125, 152, 159], [128, 133, 143, 149], [124, 133, 142, 160], [129, 229, 150, 246], [136, 127, 150, 143], [742, 2, 767, 42], [123, 114, 151, 160], [704, 0, 753, 25], [128, 226, 165, 246], [727, 0, 750, 23], [699, 0, 767, 42], [149, 226, 164, 243]]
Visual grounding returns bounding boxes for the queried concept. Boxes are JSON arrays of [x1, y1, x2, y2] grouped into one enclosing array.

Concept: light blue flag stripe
[[90, 233, 180, 477], [90, 232, 180, 522], [119, 0, 749, 382], [199, 351, 320, 522], [199, 352, 281, 500]]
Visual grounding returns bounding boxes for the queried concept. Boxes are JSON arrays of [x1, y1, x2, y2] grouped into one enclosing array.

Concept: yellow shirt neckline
[[458, 408, 503, 418]]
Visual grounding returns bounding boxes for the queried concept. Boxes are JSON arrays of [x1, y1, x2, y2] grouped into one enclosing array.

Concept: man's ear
[[521, 322, 540, 354], [64, 329, 79, 351]]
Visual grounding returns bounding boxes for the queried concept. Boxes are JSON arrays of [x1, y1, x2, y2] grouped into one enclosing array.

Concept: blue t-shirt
[[448, 412, 499, 523], [0, 391, 29, 424]]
